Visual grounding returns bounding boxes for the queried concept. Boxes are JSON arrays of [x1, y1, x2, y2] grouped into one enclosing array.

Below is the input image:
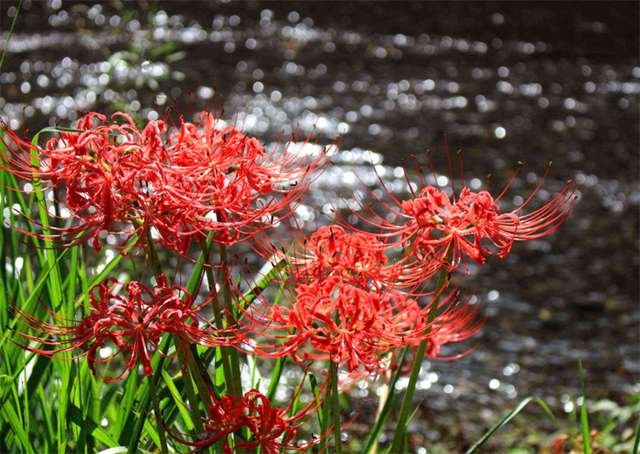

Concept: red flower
[[241, 271, 482, 373], [171, 389, 323, 454], [252, 221, 440, 294], [0, 111, 336, 255], [339, 156, 575, 274], [254, 224, 404, 290], [241, 217, 486, 372], [0, 113, 132, 251], [9, 275, 228, 382]]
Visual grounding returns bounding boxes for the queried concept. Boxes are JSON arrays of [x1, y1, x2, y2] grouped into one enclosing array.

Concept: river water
[[1, 1, 638, 451]]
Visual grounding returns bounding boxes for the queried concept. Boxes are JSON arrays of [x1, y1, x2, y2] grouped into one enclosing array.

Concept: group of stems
[[389, 255, 451, 453], [143, 228, 239, 454]]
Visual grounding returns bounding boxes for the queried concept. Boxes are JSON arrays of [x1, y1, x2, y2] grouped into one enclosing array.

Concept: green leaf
[[265, 278, 290, 403], [115, 372, 140, 443], [0, 398, 34, 454], [310, 372, 329, 454], [633, 416, 640, 454], [0, 0, 21, 72], [266, 356, 287, 403], [363, 347, 409, 454], [465, 396, 558, 454], [143, 417, 163, 453], [127, 393, 151, 454], [161, 369, 194, 432], [30, 129, 65, 310], [24, 353, 52, 406], [402, 424, 409, 454], [579, 360, 591, 454]]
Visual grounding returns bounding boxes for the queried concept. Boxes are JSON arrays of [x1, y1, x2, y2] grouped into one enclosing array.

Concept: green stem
[[174, 335, 205, 433], [330, 360, 343, 454], [318, 385, 330, 454], [370, 366, 391, 454], [389, 263, 450, 454], [173, 335, 214, 454], [144, 227, 163, 278], [140, 223, 215, 427], [148, 374, 169, 454], [218, 242, 243, 397], [363, 346, 410, 454], [632, 415, 640, 454], [187, 348, 215, 406], [201, 237, 237, 397]]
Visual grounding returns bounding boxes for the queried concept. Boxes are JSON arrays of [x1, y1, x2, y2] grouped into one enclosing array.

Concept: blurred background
[[1, 1, 638, 451]]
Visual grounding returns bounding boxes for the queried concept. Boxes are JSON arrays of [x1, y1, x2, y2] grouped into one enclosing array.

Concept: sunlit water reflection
[[1, 1, 638, 448]]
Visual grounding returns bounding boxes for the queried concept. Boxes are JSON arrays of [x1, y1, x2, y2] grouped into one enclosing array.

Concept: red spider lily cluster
[[244, 225, 485, 373], [341, 158, 575, 275], [1, 107, 575, 453], [9, 274, 230, 382], [171, 389, 323, 453], [0, 111, 333, 255]]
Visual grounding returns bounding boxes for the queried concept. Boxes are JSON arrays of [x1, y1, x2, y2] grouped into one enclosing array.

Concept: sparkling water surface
[[1, 1, 638, 449]]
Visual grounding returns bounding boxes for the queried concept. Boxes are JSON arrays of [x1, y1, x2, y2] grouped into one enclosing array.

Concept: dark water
[[1, 1, 638, 450]]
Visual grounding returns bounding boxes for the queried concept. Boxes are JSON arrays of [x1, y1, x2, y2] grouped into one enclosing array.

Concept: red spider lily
[[328, 294, 485, 390], [170, 388, 325, 454], [238, 270, 482, 373], [0, 113, 132, 251], [335, 151, 576, 274], [9, 275, 230, 382], [251, 220, 441, 295], [252, 224, 405, 290], [0, 110, 336, 256], [144, 112, 336, 252]]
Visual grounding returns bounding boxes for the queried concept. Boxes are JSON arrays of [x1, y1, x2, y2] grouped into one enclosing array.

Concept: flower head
[[171, 389, 323, 454], [241, 268, 482, 373], [251, 219, 441, 296], [1, 111, 336, 256], [338, 151, 575, 274], [9, 275, 227, 382]]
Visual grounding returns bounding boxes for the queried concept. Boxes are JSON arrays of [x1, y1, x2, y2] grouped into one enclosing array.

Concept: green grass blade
[[186, 238, 212, 295], [37, 384, 55, 452], [0, 169, 45, 264], [363, 347, 410, 454], [66, 246, 78, 303], [68, 403, 120, 449], [29, 128, 70, 454], [96, 448, 129, 454], [143, 416, 163, 453], [309, 373, 325, 424], [465, 396, 557, 454], [280, 375, 304, 445], [402, 424, 408, 454], [24, 353, 52, 406], [29, 131, 64, 310], [633, 416, 640, 454], [128, 393, 152, 454], [0, 255, 66, 349], [161, 369, 195, 432], [1, 398, 34, 454], [266, 356, 287, 403], [114, 372, 140, 443], [0, 0, 21, 72], [264, 278, 289, 403], [579, 360, 591, 454]]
